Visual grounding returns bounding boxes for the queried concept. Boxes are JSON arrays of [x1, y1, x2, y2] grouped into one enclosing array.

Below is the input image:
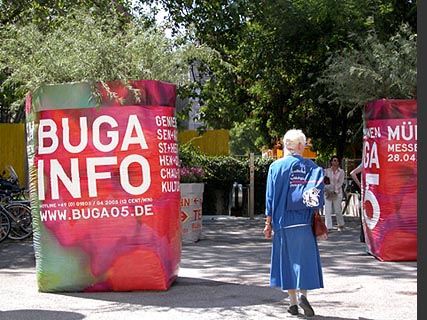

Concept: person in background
[[350, 163, 365, 242], [324, 155, 345, 231], [350, 163, 362, 190], [263, 129, 324, 317], [323, 176, 336, 201]]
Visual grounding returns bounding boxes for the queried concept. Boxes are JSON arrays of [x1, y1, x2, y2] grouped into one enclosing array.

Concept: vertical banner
[[362, 99, 417, 261], [26, 80, 181, 292], [180, 183, 204, 242]]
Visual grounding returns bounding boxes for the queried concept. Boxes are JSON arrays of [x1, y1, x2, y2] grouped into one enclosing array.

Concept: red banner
[[362, 99, 417, 261], [26, 80, 181, 291]]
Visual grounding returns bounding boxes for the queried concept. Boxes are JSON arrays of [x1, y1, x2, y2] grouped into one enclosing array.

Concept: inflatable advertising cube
[[25, 80, 181, 292], [362, 99, 417, 261]]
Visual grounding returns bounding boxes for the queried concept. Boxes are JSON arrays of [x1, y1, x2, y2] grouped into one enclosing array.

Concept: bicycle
[[0, 194, 32, 242], [1, 165, 29, 201], [0, 204, 11, 241]]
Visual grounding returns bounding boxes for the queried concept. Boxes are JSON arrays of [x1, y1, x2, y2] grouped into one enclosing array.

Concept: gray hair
[[283, 129, 306, 156]]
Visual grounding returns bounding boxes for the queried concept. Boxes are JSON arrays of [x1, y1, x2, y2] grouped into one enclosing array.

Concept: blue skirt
[[270, 224, 324, 290]]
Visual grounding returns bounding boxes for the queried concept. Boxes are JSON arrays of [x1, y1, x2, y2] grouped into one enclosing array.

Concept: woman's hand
[[263, 223, 272, 239]]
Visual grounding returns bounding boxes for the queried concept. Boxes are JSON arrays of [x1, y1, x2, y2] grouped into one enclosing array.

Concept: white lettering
[[363, 127, 381, 139], [87, 157, 118, 197], [363, 141, 380, 169], [121, 115, 148, 150], [38, 119, 59, 154], [387, 121, 417, 141], [161, 181, 180, 192], [92, 115, 119, 152], [37, 115, 149, 154], [155, 115, 177, 127], [50, 158, 81, 200], [62, 117, 88, 153], [120, 154, 151, 195]]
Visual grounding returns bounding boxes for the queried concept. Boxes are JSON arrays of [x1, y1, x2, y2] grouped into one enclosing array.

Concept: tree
[[229, 118, 267, 156], [316, 23, 416, 157], [143, 0, 416, 159], [318, 23, 417, 108], [0, 0, 140, 27], [0, 0, 137, 123], [0, 6, 218, 122]]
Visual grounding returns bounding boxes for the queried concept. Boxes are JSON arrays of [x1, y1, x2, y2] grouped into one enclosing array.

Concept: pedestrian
[[323, 176, 336, 200], [350, 163, 362, 190], [263, 129, 324, 317], [324, 155, 345, 231], [350, 162, 365, 242]]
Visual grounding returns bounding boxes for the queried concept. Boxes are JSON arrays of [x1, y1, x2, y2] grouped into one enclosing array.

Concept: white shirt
[[324, 167, 345, 197]]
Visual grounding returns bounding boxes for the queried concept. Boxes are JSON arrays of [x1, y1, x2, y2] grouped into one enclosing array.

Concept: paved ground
[[0, 215, 417, 320]]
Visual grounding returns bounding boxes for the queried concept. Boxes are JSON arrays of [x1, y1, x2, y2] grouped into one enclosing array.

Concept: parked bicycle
[[0, 193, 32, 242], [0, 165, 29, 200]]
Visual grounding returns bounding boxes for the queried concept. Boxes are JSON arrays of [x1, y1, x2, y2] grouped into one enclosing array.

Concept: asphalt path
[[0, 215, 417, 320]]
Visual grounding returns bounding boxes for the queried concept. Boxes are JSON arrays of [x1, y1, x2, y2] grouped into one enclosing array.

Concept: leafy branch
[[317, 23, 416, 109], [0, 7, 219, 114]]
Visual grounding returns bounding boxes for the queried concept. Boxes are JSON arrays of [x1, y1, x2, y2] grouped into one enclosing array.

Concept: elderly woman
[[263, 129, 325, 317]]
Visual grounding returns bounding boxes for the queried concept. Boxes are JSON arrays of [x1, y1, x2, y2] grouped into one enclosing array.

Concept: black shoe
[[287, 305, 298, 315], [298, 295, 315, 317]]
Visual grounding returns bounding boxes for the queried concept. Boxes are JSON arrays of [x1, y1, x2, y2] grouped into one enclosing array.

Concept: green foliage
[[179, 139, 274, 214], [0, 6, 219, 121], [1, 0, 418, 159], [318, 23, 417, 107], [202, 156, 248, 187], [150, 0, 416, 159], [178, 143, 207, 184], [202, 154, 273, 215], [229, 119, 266, 156], [0, 71, 25, 123], [178, 143, 205, 168], [253, 156, 274, 179], [252, 156, 274, 213], [0, 0, 137, 27]]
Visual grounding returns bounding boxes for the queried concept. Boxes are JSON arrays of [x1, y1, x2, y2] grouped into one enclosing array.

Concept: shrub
[[179, 143, 274, 215]]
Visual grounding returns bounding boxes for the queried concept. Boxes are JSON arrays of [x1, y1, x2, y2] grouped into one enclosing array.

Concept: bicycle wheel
[[5, 203, 32, 240], [0, 209, 11, 242]]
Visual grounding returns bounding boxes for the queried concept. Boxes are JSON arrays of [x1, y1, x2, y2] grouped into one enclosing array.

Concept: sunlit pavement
[[0, 214, 417, 320]]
